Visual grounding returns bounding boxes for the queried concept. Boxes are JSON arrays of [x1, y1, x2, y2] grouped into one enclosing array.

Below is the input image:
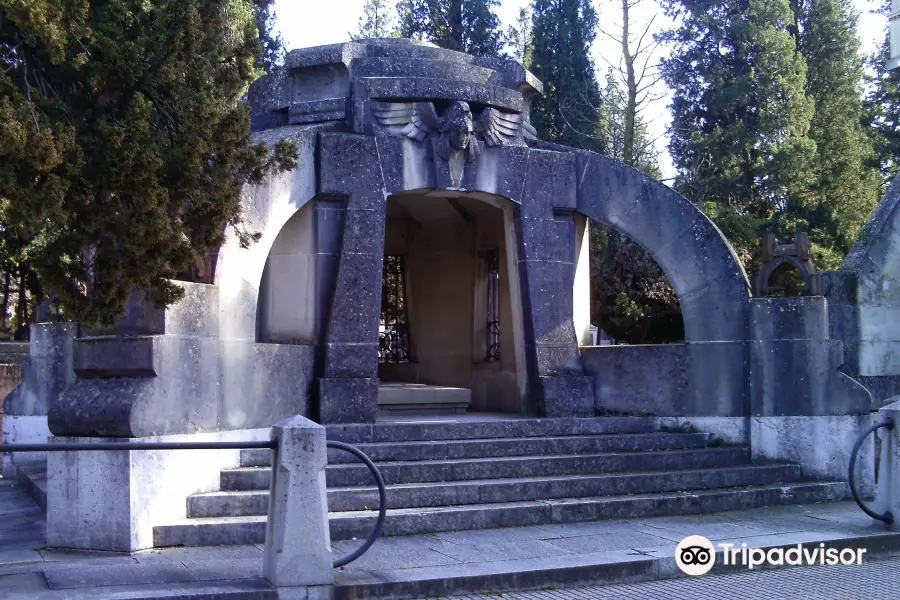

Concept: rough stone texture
[[583, 343, 749, 417], [4, 323, 76, 417], [538, 376, 593, 418], [749, 298, 870, 417], [46, 428, 268, 552], [750, 415, 876, 496], [49, 336, 314, 438], [319, 378, 379, 424], [3, 323, 76, 476], [263, 415, 334, 587], [87, 283, 219, 338], [831, 176, 900, 398]]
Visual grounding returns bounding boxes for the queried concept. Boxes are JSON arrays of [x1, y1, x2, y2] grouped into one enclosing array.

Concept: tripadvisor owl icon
[[675, 535, 716, 576]]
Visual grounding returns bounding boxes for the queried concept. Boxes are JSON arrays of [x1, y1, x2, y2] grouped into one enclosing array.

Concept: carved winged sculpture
[[371, 100, 527, 163]]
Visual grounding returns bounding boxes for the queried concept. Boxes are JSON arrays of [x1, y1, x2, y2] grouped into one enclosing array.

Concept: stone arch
[[213, 130, 317, 342], [574, 152, 751, 343]]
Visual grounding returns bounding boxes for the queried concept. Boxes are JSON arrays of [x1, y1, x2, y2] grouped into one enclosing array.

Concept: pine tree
[[530, 0, 606, 153], [660, 0, 817, 266], [0, 1, 297, 327], [506, 6, 534, 66], [397, 0, 504, 57], [351, 0, 398, 40], [791, 0, 880, 268], [864, 1, 900, 186]]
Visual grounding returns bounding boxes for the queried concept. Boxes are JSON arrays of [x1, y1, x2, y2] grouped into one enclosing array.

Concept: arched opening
[[256, 201, 322, 344], [587, 220, 684, 345], [378, 190, 524, 415]]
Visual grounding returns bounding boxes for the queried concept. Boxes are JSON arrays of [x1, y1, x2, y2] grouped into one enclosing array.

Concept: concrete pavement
[[3, 477, 900, 599]]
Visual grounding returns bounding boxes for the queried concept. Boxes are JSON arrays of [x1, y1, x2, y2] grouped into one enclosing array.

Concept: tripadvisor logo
[[675, 535, 868, 576], [675, 535, 716, 576]]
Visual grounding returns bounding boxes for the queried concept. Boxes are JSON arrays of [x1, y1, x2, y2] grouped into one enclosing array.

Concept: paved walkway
[[2, 476, 900, 598], [447, 556, 900, 600]]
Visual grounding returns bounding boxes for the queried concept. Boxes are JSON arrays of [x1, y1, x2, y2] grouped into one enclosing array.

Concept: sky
[[273, 0, 888, 180]]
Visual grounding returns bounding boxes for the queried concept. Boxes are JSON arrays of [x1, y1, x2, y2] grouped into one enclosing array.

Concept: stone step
[[153, 481, 849, 547], [328, 481, 851, 540], [324, 417, 657, 444], [221, 447, 751, 490], [240, 432, 712, 466], [188, 464, 800, 517]]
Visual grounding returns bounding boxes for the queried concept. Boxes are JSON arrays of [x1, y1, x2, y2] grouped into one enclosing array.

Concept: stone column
[[512, 148, 592, 417], [263, 415, 334, 588], [317, 134, 392, 424]]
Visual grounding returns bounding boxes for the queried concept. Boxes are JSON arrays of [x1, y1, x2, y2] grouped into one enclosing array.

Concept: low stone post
[[263, 415, 334, 590], [875, 398, 900, 528]]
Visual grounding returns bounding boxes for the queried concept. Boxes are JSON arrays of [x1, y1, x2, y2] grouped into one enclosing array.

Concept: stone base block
[[751, 415, 875, 496], [1, 415, 50, 477], [319, 377, 378, 424], [539, 375, 593, 418], [46, 428, 268, 552], [377, 383, 472, 413]]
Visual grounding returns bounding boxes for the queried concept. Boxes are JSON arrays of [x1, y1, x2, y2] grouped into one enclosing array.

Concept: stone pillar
[[2, 323, 76, 477], [317, 134, 390, 424], [874, 397, 900, 527], [749, 297, 875, 493], [513, 149, 592, 417], [263, 415, 334, 588]]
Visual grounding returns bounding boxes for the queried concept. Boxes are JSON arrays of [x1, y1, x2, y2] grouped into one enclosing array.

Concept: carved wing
[[477, 107, 523, 146], [371, 101, 439, 141]]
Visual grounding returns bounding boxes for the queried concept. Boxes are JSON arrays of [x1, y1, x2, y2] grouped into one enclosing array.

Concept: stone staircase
[[152, 417, 849, 547]]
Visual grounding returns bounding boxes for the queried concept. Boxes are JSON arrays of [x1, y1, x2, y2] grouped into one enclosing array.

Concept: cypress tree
[[659, 0, 817, 266], [397, 0, 504, 57], [0, 1, 297, 327], [791, 0, 880, 268], [530, 0, 606, 153], [864, 1, 900, 186]]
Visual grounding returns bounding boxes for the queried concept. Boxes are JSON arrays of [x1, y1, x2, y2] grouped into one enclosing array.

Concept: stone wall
[[834, 176, 900, 405]]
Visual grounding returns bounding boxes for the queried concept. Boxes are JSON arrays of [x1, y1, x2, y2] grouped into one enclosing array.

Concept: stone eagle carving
[[371, 100, 526, 162]]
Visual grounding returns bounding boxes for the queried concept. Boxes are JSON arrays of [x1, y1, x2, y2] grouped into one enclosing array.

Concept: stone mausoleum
[[6, 38, 900, 552]]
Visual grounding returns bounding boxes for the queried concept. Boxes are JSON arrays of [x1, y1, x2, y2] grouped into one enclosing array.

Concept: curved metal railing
[[0, 436, 387, 567], [848, 417, 894, 525], [326, 440, 387, 568]]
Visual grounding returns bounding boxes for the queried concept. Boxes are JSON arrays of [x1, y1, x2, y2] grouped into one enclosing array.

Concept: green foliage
[[351, 0, 399, 40], [397, 0, 504, 57], [530, 0, 606, 153], [590, 71, 681, 344], [505, 6, 533, 67], [864, 1, 900, 186], [794, 0, 880, 255], [660, 0, 876, 274], [0, 0, 297, 327], [252, 0, 285, 73], [589, 220, 683, 344]]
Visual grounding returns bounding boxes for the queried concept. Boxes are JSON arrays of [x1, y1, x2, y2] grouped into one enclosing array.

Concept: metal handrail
[[327, 440, 387, 568], [848, 418, 895, 525], [0, 440, 277, 452], [0, 436, 387, 567]]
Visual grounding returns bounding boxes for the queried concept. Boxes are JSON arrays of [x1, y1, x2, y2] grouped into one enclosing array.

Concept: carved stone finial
[[753, 232, 822, 297]]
